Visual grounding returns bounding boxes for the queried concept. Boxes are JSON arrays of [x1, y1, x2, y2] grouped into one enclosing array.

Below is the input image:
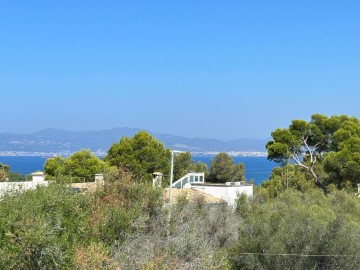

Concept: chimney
[[152, 172, 163, 188], [95, 174, 104, 182], [31, 171, 45, 183]]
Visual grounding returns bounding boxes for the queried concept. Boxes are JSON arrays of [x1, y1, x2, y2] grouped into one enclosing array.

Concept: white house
[[168, 172, 253, 206], [187, 182, 253, 206]]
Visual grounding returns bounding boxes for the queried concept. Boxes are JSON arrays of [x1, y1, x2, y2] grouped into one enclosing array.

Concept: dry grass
[[74, 243, 120, 270], [113, 200, 236, 270]]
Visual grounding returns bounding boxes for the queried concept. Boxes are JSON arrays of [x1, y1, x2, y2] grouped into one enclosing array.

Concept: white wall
[[0, 181, 48, 197], [191, 184, 253, 206], [0, 172, 47, 197]]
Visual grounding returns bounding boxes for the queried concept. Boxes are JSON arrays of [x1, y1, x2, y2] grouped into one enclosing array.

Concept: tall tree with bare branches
[[266, 114, 360, 193]]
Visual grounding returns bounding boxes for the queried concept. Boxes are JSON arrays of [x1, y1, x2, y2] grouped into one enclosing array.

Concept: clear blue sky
[[0, 1, 359, 140]]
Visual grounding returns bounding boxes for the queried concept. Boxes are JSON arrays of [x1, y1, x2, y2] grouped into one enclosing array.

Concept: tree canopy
[[44, 149, 106, 182], [105, 131, 170, 181], [208, 152, 244, 183], [258, 164, 315, 199], [266, 114, 360, 192]]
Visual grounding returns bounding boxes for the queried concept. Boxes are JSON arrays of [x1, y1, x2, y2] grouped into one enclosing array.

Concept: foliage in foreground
[[0, 183, 93, 269], [0, 170, 235, 269], [0, 171, 163, 269], [232, 189, 360, 270], [115, 198, 236, 270], [3, 157, 360, 269]]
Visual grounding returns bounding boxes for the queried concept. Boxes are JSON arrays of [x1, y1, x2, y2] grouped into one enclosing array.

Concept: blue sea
[[0, 156, 48, 175], [193, 156, 276, 185], [0, 156, 277, 186]]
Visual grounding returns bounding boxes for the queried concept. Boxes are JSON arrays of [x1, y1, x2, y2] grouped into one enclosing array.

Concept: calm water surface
[[193, 156, 276, 185], [0, 156, 47, 175]]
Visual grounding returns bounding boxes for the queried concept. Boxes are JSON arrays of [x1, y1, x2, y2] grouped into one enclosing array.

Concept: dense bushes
[[0, 169, 238, 269], [115, 198, 237, 270], [0, 171, 163, 269], [0, 184, 92, 269], [231, 189, 360, 269], [2, 165, 360, 269]]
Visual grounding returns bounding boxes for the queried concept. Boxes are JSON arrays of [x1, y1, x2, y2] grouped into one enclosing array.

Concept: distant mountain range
[[0, 128, 267, 156]]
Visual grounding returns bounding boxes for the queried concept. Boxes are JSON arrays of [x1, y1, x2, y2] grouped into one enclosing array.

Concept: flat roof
[[191, 182, 253, 187], [31, 171, 45, 176]]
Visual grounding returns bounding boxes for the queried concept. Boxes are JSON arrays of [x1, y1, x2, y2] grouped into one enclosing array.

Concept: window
[[175, 182, 182, 188]]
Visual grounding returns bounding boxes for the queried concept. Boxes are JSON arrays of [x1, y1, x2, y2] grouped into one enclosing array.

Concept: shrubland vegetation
[[0, 169, 238, 269], [232, 189, 360, 269], [2, 114, 360, 269]]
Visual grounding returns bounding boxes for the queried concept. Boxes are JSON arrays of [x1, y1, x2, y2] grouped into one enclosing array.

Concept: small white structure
[[152, 172, 163, 188], [95, 173, 104, 182], [31, 171, 45, 183]]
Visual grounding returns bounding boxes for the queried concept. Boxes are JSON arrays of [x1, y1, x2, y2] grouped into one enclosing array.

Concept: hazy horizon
[[0, 126, 270, 141]]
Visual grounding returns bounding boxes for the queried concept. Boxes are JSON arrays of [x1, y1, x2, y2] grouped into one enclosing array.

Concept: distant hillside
[[0, 128, 267, 155]]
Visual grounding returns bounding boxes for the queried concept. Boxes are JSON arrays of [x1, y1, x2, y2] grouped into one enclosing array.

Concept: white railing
[[171, 172, 205, 189]]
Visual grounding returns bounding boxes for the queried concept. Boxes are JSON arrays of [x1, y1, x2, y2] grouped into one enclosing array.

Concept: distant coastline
[[191, 151, 267, 157], [0, 128, 267, 155], [0, 151, 268, 158], [0, 150, 106, 157]]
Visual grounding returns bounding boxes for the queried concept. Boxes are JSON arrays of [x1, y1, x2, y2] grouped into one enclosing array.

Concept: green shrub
[[231, 189, 360, 269], [0, 183, 93, 269]]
